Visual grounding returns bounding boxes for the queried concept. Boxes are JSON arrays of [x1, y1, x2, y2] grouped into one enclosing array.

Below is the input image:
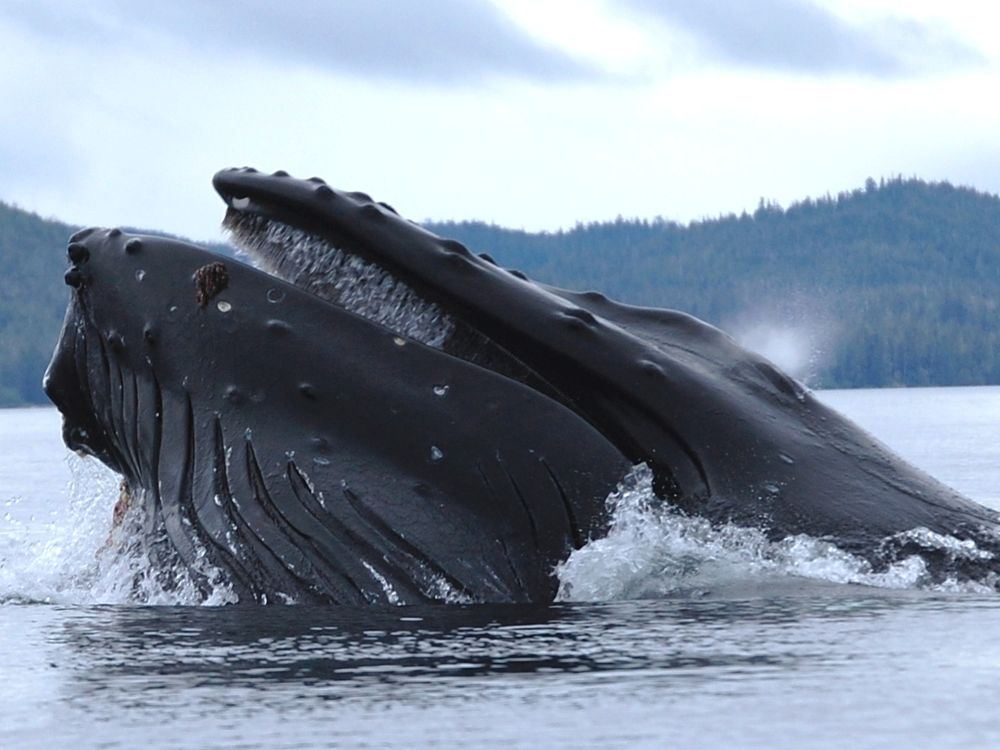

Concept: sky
[[2, 0, 999, 242]]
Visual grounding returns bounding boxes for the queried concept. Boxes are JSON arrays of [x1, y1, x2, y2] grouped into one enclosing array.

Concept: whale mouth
[[220, 190, 577, 411], [223, 209, 457, 350]]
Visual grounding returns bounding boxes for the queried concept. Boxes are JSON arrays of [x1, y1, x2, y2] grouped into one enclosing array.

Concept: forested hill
[[2, 177, 999, 406], [0, 202, 76, 406], [0, 203, 230, 406], [428, 177, 1000, 389]]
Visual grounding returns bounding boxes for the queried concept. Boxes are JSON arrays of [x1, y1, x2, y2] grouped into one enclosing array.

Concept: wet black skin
[[212, 169, 1000, 551], [44, 228, 631, 604], [44, 167, 1000, 603]]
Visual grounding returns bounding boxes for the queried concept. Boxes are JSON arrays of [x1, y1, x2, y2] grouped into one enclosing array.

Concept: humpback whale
[[44, 167, 1000, 604]]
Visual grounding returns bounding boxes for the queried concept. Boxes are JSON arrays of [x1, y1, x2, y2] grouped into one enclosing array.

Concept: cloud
[[621, 0, 984, 76], [6, 0, 596, 84]]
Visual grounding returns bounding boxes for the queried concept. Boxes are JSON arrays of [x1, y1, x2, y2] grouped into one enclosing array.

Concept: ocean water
[[3, 387, 1000, 749]]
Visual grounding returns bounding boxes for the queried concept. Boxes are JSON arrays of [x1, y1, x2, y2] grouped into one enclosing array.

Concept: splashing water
[[0, 455, 235, 606], [4, 453, 996, 607], [1, 455, 115, 604], [556, 465, 998, 601]]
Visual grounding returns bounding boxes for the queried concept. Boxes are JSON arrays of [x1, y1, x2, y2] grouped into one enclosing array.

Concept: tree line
[[2, 176, 999, 406], [429, 177, 1000, 388]]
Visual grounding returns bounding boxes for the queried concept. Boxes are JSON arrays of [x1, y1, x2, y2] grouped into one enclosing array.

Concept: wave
[[556, 465, 999, 601], [3, 459, 997, 607], [0, 456, 234, 606]]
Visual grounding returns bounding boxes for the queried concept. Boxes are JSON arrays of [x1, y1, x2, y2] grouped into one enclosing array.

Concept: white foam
[[0, 455, 236, 606], [8, 455, 996, 607], [556, 465, 998, 600]]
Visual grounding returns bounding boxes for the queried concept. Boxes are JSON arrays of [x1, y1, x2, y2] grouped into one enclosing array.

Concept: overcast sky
[[2, 0, 998, 241]]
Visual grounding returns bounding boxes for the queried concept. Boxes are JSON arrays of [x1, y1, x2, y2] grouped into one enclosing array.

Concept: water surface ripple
[[4, 388, 1000, 748]]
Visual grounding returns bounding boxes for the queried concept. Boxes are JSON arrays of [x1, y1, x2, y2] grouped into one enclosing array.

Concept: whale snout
[[44, 235, 123, 471]]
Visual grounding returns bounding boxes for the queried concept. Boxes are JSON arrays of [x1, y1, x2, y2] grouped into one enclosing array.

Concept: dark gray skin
[[44, 228, 631, 604], [212, 168, 1000, 568], [43, 167, 1000, 604]]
